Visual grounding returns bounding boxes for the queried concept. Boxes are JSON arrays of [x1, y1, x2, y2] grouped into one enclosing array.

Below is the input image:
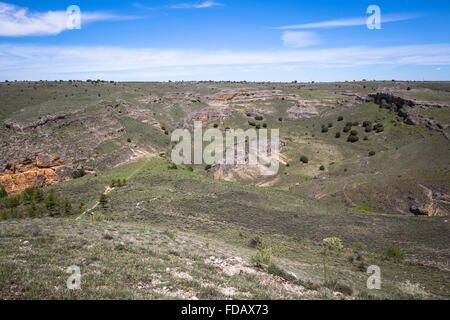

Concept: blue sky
[[1, 0, 449, 81]]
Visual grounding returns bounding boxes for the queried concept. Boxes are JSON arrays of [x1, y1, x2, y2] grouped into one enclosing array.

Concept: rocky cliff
[[0, 155, 74, 195]]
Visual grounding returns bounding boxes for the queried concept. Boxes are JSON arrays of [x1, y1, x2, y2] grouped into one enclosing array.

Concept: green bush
[[267, 263, 296, 282], [365, 125, 373, 132], [343, 126, 351, 133], [72, 169, 86, 179], [255, 115, 263, 121], [99, 194, 108, 209], [321, 125, 328, 133], [167, 163, 178, 170], [0, 185, 8, 198], [300, 156, 309, 164], [319, 165, 325, 171], [335, 132, 341, 138], [351, 242, 367, 252], [350, 130, 358, 136], [347, 135, 359, 143], [384, 246, 405, 260], [323, 237, 343, 249], [338, 116, 344, 121], [369, 151, 376, 156], [251, 242, 273, 265]]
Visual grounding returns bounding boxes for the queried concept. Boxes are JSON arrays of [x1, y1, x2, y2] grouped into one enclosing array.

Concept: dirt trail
[[76, 161, 147, 220]]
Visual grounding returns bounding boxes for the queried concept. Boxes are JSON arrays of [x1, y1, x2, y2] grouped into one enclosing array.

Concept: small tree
[[99, 194, 108, 209], [6, 196, 20, 210], [369, 151, 376, 157], [0, 185, 7, 198], [300, 156, 309, 164], [337, 116, 344, 121], [63, 198, 72, 214], [45, 190, 58, 215], [335, 132, 341, 138], [320, 165, 325, 171]]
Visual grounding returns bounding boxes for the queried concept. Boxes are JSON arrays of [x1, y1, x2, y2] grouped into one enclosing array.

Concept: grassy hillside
[[0, 80, 449, 300]]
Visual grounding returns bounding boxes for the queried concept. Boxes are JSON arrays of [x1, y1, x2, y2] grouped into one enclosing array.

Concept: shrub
[[347, 135, 359, 143], [365, 125, 373, 132], [248, 121, 256, 126], [187, 166, 194, 172], [364, 136, 369, 141], [262, 123, 267, 128], [335, 132, 341, 138], [249, 236, 262, 248], [205, 164, 212, 171], [369, 151, 376, 157], [345, 122, 353, 127], [362, 121, 371, 127], [213, 123, 219, 128], [72, 169, 86, 179], [167, 163, 178, 170], [0, 185, 7, 198], [352, 121, 359, 126], [323, 237, 343, 249], [92, 212, 105, 222], [321, 126, 328, 133], [278, 117, 283, 122], [350, 130, 358, 136], [343, 126, 351, 133], [127, 138, 131, 143], [328, 122, 333, 128], [351, 242, 367, 252], [267, 263, 296, 282], [255, 124, 261, 129], [255, 115, 263, 121], [63, 198, 72, 214], [376, 126, 384, 133], [300, 156, 309, 164], [338, 116, 344, 121], [99, 194, 108, 209], [251, 242, 273, 265], [319, 165, 325, 171], [384, 246, 405, 260]]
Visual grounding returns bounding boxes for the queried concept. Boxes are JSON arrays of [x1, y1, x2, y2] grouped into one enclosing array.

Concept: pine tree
[[0, 185, 8, 198], [63, 198, 72, 214], [99, 194, 108, 208], [45, 190, 57, 215]]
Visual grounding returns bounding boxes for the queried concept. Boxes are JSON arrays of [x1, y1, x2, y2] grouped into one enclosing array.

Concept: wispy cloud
[[1, 43, 449, 80], [272, 14, 421, 30], [281, 31, 320, 48], [169, 1, 224, 9], [0, 2, 140, 37]]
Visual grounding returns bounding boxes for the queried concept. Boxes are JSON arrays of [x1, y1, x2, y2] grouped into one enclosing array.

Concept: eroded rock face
[[0, 155, 73, 195]]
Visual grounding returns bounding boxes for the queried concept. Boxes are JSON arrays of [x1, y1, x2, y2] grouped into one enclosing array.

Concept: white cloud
[[272, 14, 421, 30], [281, 31, 320, 48], [169, 1, 224, 9], [0, 2, 139, 37], [1, 43, 449, 80]]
